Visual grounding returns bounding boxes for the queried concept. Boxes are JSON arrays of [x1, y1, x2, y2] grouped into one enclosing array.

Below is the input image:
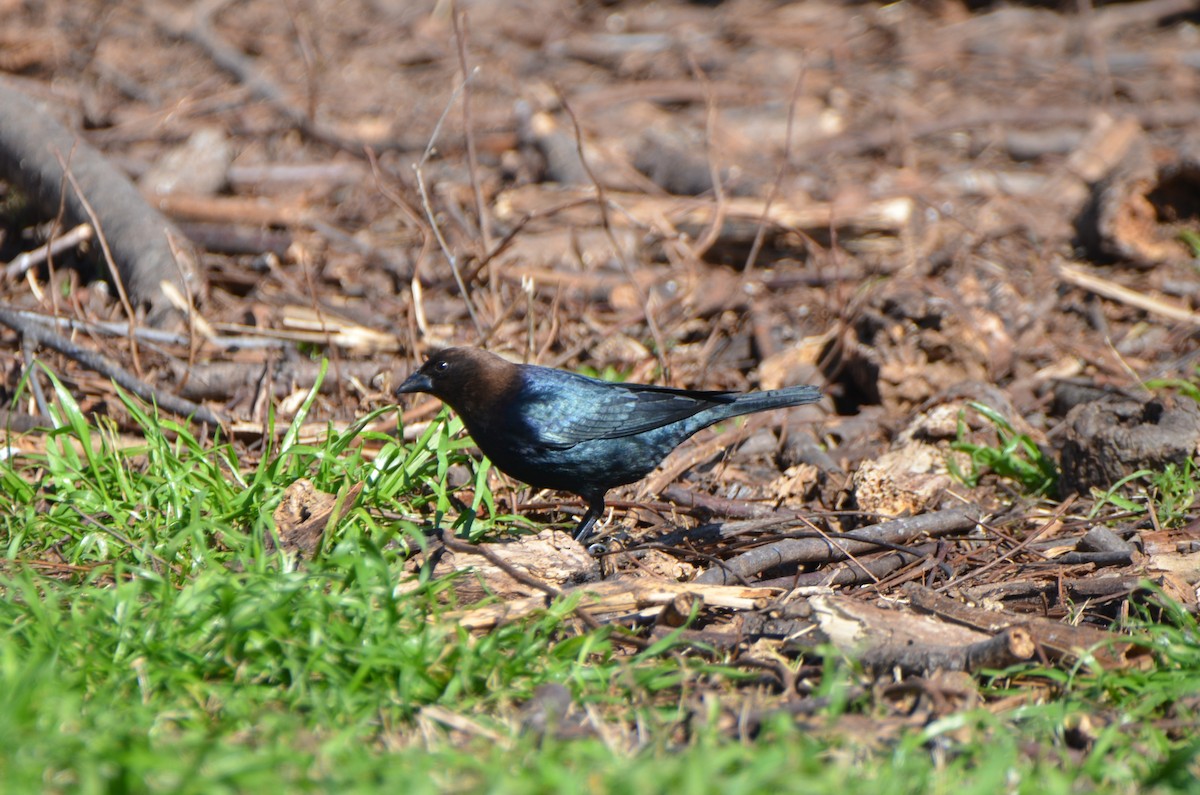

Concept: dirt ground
[[2, 0, 1199, 678]]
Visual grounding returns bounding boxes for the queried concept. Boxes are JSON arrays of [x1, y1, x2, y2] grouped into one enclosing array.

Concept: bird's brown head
[[394, 347, 521, 419]]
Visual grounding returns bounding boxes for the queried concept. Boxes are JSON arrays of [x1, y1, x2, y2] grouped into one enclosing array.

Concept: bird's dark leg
[[573, 494, 608, 542]]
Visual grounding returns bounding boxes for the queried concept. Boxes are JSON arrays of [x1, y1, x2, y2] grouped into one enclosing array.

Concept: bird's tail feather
[[724, 385, 822, 416]]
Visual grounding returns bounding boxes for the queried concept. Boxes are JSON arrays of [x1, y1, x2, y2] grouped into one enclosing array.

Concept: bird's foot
[[573, 504, 614, 543]]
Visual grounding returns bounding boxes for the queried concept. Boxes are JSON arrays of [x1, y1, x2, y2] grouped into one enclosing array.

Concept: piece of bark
[[653, 592, 699, 629], [448, 578, 777, 631], [1059, 397, 1200, 493], [1003, 127, 1085, 161], [0, 78, 201, 326], [632, 128, 718, 196], [267, 478, 362, 558], [521, 109, 593, 186], [850, 441, 954, 517], [140, 126, 232, 198], [0, 408, 54, 432], [1090, 0, 1200, 37], [904, 584, 1143, 670], [1078, 526, 1135, 555], [1141, 529, 1200, 593], [1047, 550, 1133, 566], [805, 594, 1035, 675], [175, 222, 293, 258], [861, 627, 1036, 676], [1050, 379, 1138, 418], [645, 625, 746, 651]]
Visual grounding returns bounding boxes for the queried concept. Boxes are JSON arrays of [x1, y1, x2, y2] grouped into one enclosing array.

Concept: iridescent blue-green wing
[[518, 369, 734, 448]]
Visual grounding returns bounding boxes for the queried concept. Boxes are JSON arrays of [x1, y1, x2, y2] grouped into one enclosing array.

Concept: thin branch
[[4, 223, 93, 281], [558, 93, 671, 380], [20, 336, 52, 421], [2, 308, 286, 350], [933, 497, 1076, 593], [684, 54, 728, 261], [451, 3, 492, 253], [413, 68, 486, 340], [694, 506, 980, 585], [0, 305, 223, 426], [54, 147, 143, 378], [745, 67, 805, 276], [1058, 260, 1200, 326]]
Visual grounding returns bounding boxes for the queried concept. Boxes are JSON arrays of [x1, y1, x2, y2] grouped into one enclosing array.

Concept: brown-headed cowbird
[[396, 347, 821, 541]]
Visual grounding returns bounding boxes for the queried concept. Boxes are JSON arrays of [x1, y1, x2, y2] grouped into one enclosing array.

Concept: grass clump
[[949, 402, 1059, 497], [1087, 461, 1199, 528]]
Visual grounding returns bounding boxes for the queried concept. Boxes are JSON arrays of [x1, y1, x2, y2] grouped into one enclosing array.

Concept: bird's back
[[513, 367, 742, 445], [463, 367, 821, 497]]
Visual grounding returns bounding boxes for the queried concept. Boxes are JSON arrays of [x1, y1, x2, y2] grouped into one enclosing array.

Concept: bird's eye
[[435, 360, 450, 372]]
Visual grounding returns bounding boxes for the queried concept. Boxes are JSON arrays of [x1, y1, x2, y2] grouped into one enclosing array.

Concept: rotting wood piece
[[425, 529, 600, 603], [1059, 397, 1200, 493], [904, 584, 1145, 670], [1072, 116, 1194, 265], [801, 594, 1035, 675], [859, 626, 1035, 676], [0, 79, 201, 327]]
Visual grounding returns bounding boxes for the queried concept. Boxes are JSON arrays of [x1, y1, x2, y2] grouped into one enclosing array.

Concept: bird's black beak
[[394, 370, 433, 397]]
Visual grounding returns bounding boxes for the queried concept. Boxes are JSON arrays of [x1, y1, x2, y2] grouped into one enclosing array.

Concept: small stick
[[20, 336, 52, 420], [558, 93, 671, 381], [745, 66, 805, 276], [695, 506, 980, 585], [4, 223, 93, 280], [55, 148, 143, 378], [933, 496, 1076, 592], [1058, 261, 1200, 326], [413, 68, 486, 340], [3, 308, 286, 350], [451, 4, 493, 253]]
